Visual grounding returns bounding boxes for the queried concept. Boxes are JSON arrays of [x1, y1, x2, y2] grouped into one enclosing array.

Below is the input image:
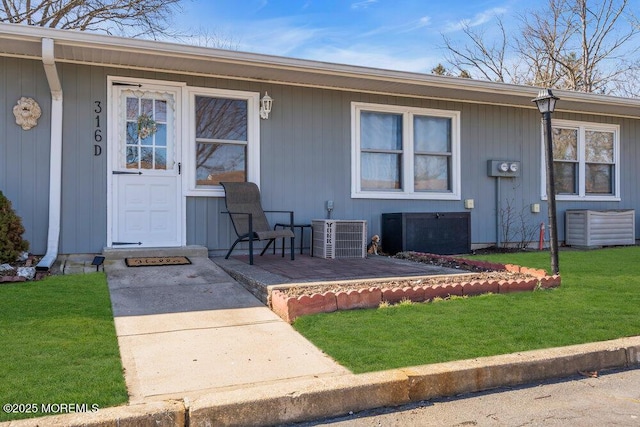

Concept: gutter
[[35, 38, 63, 271]]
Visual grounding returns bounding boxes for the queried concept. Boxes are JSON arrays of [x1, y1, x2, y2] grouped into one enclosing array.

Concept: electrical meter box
[[488, 160, 521, 177]]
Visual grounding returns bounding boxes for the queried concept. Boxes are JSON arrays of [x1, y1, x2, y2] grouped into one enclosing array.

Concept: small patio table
[[273, 223, 311, 255]]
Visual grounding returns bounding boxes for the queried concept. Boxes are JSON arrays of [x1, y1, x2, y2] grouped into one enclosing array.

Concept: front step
[[102, 245, 209, 260]]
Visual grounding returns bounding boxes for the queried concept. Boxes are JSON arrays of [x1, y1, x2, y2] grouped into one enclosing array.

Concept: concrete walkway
[[103, 250, 348, 403]]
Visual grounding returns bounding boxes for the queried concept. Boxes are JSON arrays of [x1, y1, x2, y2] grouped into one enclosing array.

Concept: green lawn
[[293, 247, 640, 374], [0, 273, 128, 422]]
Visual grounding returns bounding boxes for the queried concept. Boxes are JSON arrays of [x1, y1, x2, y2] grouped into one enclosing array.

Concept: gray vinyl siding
[[2, 56, 639, 255], [0, 57, 51, 255], [57, 63, 109, 254]]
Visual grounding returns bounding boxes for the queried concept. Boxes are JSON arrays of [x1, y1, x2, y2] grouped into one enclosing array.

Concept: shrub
[[0, 191, 29, 264]]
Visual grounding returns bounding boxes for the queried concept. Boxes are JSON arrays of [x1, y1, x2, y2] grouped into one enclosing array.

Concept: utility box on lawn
[[565, 209, 635, 248]]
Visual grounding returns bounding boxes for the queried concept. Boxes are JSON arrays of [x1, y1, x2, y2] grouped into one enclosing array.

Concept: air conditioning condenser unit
[[312, 219, 367, 259]]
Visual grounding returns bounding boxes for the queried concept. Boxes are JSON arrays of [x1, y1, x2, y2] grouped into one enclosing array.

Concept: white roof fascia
[[2, 22, 640, 118]]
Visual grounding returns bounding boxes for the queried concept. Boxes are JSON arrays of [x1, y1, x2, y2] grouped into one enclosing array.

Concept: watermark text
[[3, 403, 99, 415]]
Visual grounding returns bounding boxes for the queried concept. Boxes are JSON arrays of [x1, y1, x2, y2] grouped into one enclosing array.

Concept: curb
[[2, 400, 185, 427], [189, 371, 409, 427], [6, 337, 638, 427], [403, 337, 639, 401], [188, 336, 640, 426]]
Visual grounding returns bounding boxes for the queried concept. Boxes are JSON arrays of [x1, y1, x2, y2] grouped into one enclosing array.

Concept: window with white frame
[[186, 88, 260, 196], [351, 102, 460, 200], [542, 119, 620, 201]]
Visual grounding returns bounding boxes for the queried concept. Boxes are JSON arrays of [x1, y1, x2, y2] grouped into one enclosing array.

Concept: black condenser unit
[[381, 212, 471, 255]]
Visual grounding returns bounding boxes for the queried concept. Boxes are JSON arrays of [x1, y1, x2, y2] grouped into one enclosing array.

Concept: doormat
[[125, 256, 191, 267]]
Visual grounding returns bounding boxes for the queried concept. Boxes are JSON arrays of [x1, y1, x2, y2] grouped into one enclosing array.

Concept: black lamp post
[[532, 88, 560, 275]]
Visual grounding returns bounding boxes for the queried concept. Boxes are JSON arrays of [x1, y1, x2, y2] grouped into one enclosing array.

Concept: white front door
[[110, 82, 183, 248]]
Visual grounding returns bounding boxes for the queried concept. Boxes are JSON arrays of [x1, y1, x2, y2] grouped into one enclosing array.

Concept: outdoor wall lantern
[[532, 88, 560, 275], [260, 92, 273, 119], [13, 97, 42, 130]]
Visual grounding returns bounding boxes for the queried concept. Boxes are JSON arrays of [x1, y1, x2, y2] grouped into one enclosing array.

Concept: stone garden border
[[0, 254, 43, 283], [270, 253, 561, 323]]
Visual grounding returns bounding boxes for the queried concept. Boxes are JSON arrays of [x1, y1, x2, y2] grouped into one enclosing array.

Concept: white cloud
[[443, 7, 507, 33], [176, 2, 443, 74], [220, 17, 326, 57], [351, 0, 378, 10], [359, 15, 432, 38], [257, 0, 268, 9], [401, 15, 431, 33], [302, 45, 437, 73]]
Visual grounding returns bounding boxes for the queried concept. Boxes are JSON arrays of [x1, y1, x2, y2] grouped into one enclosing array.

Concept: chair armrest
[[263, 210, 294, 214], [264, 210, 295, 227], [221, 211, 252, 216]]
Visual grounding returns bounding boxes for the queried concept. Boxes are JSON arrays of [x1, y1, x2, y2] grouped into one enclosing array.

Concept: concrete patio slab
[[216, 253, 464, 285], [213, 253, 468, 304]]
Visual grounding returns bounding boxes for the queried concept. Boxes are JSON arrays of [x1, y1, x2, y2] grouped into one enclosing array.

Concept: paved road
[[290, 368, 640, 426]]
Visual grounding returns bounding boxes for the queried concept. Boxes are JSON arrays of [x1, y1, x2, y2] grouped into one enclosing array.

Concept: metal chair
[[221, 182, 295, 265]]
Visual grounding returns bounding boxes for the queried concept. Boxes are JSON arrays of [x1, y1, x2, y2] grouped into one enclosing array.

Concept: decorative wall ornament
[[13, 97, 42, 130]]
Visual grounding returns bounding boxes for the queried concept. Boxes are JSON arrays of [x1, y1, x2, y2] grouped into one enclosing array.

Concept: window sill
[[542, 195, 621, 202], [351, 190, 461, 201], [185, 188, 225, 198]]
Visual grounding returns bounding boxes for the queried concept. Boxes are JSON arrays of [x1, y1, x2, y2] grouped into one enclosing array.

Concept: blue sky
[[175, 0, 524, 73]]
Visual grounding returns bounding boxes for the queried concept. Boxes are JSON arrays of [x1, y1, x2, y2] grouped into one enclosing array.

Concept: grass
[[293, 246, 640, 374], [0, 273, 128, 421]]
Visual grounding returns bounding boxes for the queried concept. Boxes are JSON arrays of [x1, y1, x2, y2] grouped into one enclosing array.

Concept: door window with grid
[[125, 95, 173, 170]]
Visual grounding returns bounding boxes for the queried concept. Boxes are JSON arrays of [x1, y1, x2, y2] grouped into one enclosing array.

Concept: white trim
[[540, 118, 621, 202], [351, 102, 461, 200], [183, 87, 260, 198]]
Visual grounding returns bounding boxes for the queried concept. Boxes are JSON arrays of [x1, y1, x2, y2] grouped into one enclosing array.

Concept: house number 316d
[[94, 101, 103, 156]]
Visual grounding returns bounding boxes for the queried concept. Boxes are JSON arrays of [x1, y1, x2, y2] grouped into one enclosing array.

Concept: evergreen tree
[[0, 191, 29, 264]]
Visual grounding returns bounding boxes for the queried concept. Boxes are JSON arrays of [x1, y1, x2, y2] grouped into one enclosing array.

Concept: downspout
[[496, 177, 501, 248], [36, 38, 63, 271]]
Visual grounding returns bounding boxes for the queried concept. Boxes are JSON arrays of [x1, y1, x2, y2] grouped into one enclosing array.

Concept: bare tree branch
[[572, 0, 640, 92], [441, 0, 640, 96], [0, 0, 185, 38], [179, 26, 242, 50], [441, 17, 516, 82]]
